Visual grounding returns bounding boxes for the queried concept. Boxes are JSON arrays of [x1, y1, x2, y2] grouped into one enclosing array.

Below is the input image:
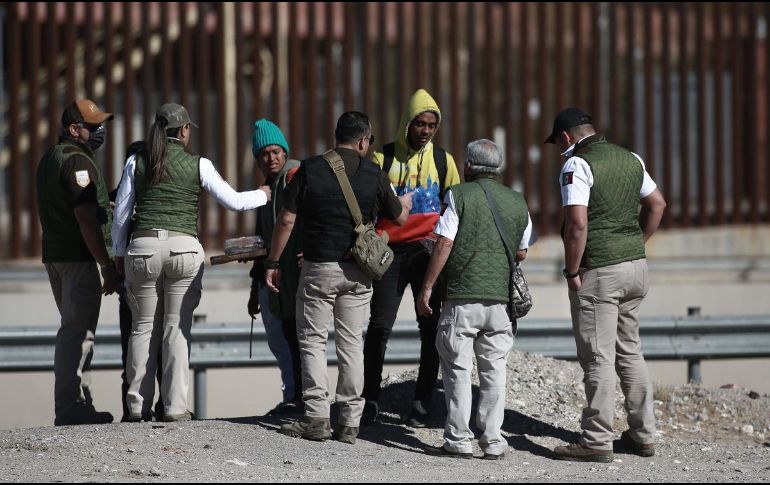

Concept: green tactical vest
[[133, 139, 201, 236], [445, 177, 529, 303], [574, 135, 646, 268], [37, 138, 113, 263]]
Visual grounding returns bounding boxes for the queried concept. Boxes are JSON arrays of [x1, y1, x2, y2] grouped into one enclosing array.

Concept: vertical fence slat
[[65, 3, 76, 101], [251, 2, 262, 123], [104, 2, 116, 188], [343, 4, 355, 111], [9, 3, 22, 258], [123, 2, 135, 151], [746, 2, 760, 224], [160, 3, 171, 103], [731, 3, 743, 224], [714, 3, 725, 225], [767, 2, 770, 220], [234, 4, 246, 236], [307, 3, 319, 157], [28, 3, 41, 256], [625, 3, 636, 149], [325, 2, 336, 148], [662, 3, 674, 229], [46, 3, 58, 147], [378, 3, 389, 145], [141, 3, 154, 134], [450, 2, 462, 164], [679, 3, 690, 227], [84, 3, 96, 99], [520, 3, 533, 215], [574, 3, 585, 108], [215, 3, 228, 248], [271, 3, 281, 128], [360, 4, 371, 117], [608, 2, 618, 139], [643, 4, 655, 176], [466, 3, 478, 141], [288, 2, 300, 152], [197, 2, 211, 248], [179, 3, 192, 110], [591, 2, 602, 127], [696, 3, 709, 226], [537, 3, 550, 235], [503, 3, 514, 188]]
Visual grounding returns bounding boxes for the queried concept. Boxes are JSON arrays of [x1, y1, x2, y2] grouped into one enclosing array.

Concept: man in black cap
[[544, 108, 667, 462], [36, 99, 119, 426]]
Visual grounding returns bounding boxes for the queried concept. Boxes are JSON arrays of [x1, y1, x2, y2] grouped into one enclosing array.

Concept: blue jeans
[[258, 286, 296, 402]]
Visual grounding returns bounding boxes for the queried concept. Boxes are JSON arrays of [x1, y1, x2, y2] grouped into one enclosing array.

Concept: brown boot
[[620, 431, 655, 457], [553, 442, 614, 463], [332, 425, 359, 444], [278, 416, 332, 441]]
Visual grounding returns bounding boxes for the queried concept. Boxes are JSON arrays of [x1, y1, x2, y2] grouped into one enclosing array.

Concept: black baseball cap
[[544, 107, 593, 144]]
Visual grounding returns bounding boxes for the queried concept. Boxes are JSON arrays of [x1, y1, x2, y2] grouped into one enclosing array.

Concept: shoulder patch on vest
[[561, 171, 574, 186], [75, 170, 91, 188]]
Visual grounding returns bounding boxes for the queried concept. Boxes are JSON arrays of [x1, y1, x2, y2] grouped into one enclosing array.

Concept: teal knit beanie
[[252, 119, 290, 158]]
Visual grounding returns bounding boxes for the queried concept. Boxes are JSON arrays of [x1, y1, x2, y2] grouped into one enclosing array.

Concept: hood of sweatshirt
[[395, 89, 442, 153]]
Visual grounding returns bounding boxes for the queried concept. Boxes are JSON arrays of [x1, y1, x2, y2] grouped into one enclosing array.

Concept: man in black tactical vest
[[416, 139, 536, 460], [265, 111, 410, 445], [545, 108, 667, 463], [36, 99, 119, 426]]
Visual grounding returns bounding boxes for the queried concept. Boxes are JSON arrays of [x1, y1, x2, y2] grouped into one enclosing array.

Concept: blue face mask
[[87, 126, 106, 151]]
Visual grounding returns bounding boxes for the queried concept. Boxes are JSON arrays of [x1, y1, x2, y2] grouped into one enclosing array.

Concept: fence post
[[687, 306, 702, 384], [194, 368, 207, 419]]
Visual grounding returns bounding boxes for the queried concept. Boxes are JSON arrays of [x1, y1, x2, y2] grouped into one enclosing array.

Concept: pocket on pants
[[435, 305, 458, 360], [169, 242, 202, 279], [126, 249, 156, 279]]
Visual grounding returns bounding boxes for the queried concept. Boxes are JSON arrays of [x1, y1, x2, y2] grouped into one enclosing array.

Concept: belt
[[131, 229, 194, 239]]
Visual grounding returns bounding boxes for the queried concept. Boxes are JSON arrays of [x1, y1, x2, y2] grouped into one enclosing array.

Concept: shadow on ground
[[217, 378, 578, 459]]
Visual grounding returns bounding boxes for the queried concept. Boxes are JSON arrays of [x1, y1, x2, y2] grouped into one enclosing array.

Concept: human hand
[[567, 273, 582, 291], [399, 191, 414, 213], [101, 264, 120, 295], [416, 287, 433, 317], [259, 185, 272, 202], [265, 268, 280, 293], [114, 256, 124, 275]]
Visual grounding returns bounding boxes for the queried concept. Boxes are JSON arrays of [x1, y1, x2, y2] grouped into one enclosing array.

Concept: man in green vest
[[36, 99, 119, 426], [416, 139, 536, 460], [545, 108, 667, 462]]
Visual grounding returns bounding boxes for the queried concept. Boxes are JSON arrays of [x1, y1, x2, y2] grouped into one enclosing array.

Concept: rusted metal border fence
[[1, 2, 768, 259]]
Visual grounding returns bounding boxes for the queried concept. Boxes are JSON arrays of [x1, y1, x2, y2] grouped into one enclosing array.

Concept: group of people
[[36, 88, 666, 463]]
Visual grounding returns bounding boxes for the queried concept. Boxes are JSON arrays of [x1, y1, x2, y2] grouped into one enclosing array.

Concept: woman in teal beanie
[[248, 119, 304, 415]]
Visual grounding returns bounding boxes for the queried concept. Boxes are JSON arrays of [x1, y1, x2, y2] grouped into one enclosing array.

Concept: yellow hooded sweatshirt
[[373, 89, 460, 244]]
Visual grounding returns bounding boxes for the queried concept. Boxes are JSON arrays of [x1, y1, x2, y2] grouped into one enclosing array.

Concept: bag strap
[[477, 180, 518, 309], [323, 149, 364, 229], [382, 142, 396, 175]]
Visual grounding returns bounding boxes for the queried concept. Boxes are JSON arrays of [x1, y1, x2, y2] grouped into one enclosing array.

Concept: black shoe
[[360, 400, 379, 426], [404, 401, 430, 428], [278, 416, 332, 441], [618, 431, 655, 457], [425, 445, 473, 459], [482, 452, 506, 460], [267, 399, 304, 416], [553, 442, 614, 463], [55, 402, 114, 426], [332, 425, 359, 444]]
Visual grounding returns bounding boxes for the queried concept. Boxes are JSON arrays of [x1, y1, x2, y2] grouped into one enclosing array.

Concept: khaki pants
[[45, 262, 102, 417], [436, 299, 513, 456], [296, 261, 372, 427], [124, 233, 204, 416], [568, 259, 656, 450]]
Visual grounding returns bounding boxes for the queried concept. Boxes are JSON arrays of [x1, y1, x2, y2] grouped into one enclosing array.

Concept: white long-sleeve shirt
[[112, 154, 267, 256]]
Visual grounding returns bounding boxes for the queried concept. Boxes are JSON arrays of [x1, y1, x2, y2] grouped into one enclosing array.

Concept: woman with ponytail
[[112, 103, 271, 422]]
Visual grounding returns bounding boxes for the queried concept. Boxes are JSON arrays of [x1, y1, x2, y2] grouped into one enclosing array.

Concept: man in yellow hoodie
[[362, 89, 461, 427]]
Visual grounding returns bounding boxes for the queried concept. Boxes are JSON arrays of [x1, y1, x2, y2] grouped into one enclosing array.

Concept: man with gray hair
[[417, 139, 536, 459]]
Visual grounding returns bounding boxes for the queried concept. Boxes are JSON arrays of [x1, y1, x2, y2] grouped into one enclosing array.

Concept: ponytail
[[148, 115, 169, 185]]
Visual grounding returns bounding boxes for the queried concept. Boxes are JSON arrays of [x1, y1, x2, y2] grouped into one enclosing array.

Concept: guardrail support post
[[194, 368, 207, 419], [688, 359, 702, 384]]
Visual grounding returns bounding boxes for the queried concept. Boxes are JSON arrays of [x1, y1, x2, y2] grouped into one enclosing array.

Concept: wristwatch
[[562, 268, 580, 279], [263, 259, 280, 270]]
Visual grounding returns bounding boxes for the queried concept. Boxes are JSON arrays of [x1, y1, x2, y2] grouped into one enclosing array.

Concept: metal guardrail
[[2, 315, 769, 418]]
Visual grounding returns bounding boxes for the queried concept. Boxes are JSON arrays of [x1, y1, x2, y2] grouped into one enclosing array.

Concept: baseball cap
[[62, 99, 114, 127], [156, 103, 198, 129], [544, 107, 593, 144]]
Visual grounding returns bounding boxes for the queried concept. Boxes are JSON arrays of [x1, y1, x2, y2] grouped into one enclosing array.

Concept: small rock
[[284, 460, 294, 465], [203, 444, 212, 449], [748, 391, 760, 399], [741, 425, 754, 435], [674, 460, 682, 464], [148, 468, 161, 477], [127, 448, 135, 453], [701, 447, 712, 452], [720, 384, 740, 390], [695, 389, 708, 398], [683, 467, 690, 471], [226, 459, 248, 467], [317, 466, 324, 470], [613, 459, 623, 463], [607, 466, 619, 471], [513, 400, 526, 409]]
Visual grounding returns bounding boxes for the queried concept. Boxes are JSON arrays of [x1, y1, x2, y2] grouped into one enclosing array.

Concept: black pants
[[363, 245, 442, 405], [281, 317, 303, 402]]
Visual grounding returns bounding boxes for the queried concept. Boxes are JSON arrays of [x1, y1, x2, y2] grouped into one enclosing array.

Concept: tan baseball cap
[[74, 99, 114, 124], [156, 103, 198, 129]]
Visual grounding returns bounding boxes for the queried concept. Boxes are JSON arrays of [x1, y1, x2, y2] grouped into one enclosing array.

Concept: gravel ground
[[2, 351, 769, 482]]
